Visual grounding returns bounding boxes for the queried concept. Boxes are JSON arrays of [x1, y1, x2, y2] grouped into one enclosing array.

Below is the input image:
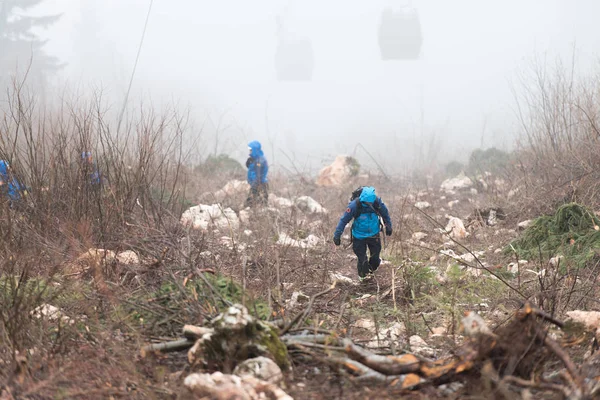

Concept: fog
[[17, 0, 600, 173]]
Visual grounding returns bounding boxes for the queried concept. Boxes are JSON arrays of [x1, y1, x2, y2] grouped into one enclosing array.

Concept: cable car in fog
[[274, 15, 314, 81], [378, 2, 423, 60]]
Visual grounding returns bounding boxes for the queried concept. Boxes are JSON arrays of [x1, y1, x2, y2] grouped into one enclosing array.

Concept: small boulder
[[233, 356, 283, 384], [184, 372, 292, 400], [460, 311, 493, 337], [517, 220, 533, 230], [316, 155, 359, 187], [414, 201, 431, 210], [287, 291, 310, 308], [276, 233, 319, 249], [181, 204, 240, 231], [31, 304, 74, 325], [207, 180, 250, 202], [445, 217, 468, 240], [565, 310, 600, 331], [116, 250, 139, 265], [329, 272, 355, 286], [440, 173, 473, 192], [409, 335, 435, 358], [295, 196, 327, 214], [268, 194, 294, 209]]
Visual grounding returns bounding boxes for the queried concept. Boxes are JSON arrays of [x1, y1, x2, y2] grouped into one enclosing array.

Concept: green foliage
[[130, 274, 270, 335], [149, 186, 194, 211], [197, 154, 244, 175], [506, 203, 600, 269], [444, 161, 465, 177], [0, 0, 61, 86], [346, 156, 361, 177], [467, 147, 510, 175], [400, 260, 438, 303]]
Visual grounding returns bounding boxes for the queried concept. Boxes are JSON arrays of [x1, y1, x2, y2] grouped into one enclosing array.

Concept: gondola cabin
[[378, 6, 423, 60]]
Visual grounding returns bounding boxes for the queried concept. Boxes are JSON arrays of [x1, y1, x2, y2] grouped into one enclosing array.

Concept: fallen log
[[141, 339, 195, 356], [182, 324, 214, 340], [141, 302, 591, 397]]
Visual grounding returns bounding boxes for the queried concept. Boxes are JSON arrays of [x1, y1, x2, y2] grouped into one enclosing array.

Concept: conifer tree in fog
[[0, 0, 61, 89]]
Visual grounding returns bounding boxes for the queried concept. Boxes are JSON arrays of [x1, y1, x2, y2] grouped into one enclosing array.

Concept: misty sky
[[26, 0, 600, 172]]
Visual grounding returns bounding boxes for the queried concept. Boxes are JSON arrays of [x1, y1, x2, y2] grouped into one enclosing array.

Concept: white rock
[[295, 196, 327, 214], [329, 272, 355, 285], [565, 310, 600, 331], [440, 174, 473, 192], [181, 204, 240, 231], [219, 236, 247, 251], [508, 188, 520, 199], [184, 371, 292, 400], [409, 335, 435, 358], [287, 291, 310, 308], [244, 230, 253, 236], [461, 311, 492, 337], [517, 220, 533, 230], [507, 259, 528, 274], [411, 232, 428, 241], [308, 220, 323, 230], [31, 304, 74, 325], [116, 250, 139, 265], [414, 201, 431, 210], [445, 217, 468, 240], [365, 322, 406, 348], [470, 188, 478, 195], [233, 356, 283, 384], [239, 209, 251, 224], [459, 253, 476, 263], [316, 155, 358, 187], [268, 193, 294, 208], [549, 255, 563, 267], [211, 180, 250, 202], [77, 248, 116, 264], [354, 318, 376, 330], [276, 233, 319, 249], [447, 200, 460, 208]]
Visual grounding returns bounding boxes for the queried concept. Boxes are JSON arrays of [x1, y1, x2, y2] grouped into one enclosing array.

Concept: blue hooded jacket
[[0, 160, 26, 202], [334, 186, 392, 240], [246, 141, 268, 186], [81, 152, 102, 186]]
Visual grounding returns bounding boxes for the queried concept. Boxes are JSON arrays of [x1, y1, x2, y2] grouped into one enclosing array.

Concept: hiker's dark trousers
[[245, 183, 268, 207], [352, 234, 382, 278]]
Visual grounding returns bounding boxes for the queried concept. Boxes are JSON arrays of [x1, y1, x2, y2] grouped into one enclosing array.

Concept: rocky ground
[[3, 156, 600, 399]]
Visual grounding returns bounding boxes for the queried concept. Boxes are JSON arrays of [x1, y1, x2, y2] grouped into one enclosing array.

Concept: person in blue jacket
[[80, 151, 102, 187], [333, 186, 392, 280], [0, 160, 29, 206], [245, 140, 269, 207]]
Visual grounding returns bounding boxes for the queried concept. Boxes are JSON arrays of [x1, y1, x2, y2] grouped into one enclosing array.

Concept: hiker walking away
[[333, 186, 392, 280], [0, 160, 29, 208], [245, 140, 269, 207], [79, 151, 103, 188]]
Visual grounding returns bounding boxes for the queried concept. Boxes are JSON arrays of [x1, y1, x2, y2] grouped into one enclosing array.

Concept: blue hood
[[0, 160, 9, 177], [248, 140, 264, 158], [359, 186, 376, 203]]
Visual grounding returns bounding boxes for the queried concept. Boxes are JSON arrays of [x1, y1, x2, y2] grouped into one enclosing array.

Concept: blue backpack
[[350, 186, 383, 240]]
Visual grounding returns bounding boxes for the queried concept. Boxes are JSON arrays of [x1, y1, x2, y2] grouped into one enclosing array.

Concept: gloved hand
[[333, 236, 341, 246], [385, 226, 393, 236]]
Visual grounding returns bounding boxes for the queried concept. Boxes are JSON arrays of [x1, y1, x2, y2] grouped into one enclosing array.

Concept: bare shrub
[[511, 54, 600, 214]]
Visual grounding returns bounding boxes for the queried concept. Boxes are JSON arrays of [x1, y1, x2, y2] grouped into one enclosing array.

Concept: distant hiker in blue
[[333, 186, 393, 280], [245, 140, 269, 207], [0, 160, 28, 205], [80, 151, 102, 187]]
